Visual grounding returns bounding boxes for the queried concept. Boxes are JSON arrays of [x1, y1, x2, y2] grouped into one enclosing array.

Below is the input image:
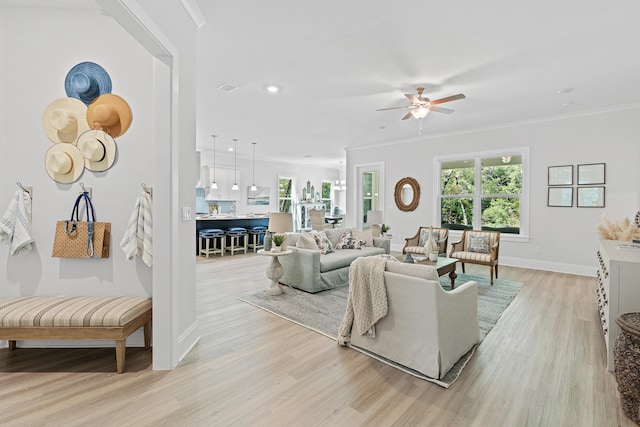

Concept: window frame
[[321, 180, 333, 213], [278, 176, 295, 213], [434, 147, 530, 242]]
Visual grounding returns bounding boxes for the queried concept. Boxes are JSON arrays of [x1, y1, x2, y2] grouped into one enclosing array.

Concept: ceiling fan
[[377, 87, 466, 120]]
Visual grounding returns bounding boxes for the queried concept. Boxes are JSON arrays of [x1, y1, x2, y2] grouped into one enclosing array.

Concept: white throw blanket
[[0, 190, 34, 255], [338, 256, 388, 346], [120, 191, 153, 267]]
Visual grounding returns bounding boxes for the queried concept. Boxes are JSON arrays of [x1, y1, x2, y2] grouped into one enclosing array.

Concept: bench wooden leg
[[144, 321, 151, 350], [8, 340, 16, 351], [115, 339, 126, 374]]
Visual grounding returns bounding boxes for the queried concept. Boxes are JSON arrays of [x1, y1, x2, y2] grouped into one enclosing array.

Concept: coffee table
[[404, 255, 459, 288]]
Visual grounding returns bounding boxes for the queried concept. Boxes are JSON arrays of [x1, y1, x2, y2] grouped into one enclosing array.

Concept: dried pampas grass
[[597, 214, 640, 240]]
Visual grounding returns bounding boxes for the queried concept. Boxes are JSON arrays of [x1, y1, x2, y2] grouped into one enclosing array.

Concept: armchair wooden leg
[[461, 262, 466, 273], [495, 264, 499, 279], [490, 266, 494, 286]]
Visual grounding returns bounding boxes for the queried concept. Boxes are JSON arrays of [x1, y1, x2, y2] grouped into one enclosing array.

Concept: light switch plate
[[182, 207, 191, 221]]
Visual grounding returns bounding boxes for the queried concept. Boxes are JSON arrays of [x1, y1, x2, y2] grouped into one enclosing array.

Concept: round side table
[[257, 249, 292, 296]]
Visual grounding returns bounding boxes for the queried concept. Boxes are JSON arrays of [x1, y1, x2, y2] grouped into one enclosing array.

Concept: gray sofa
[[279, 227, 390, 293]]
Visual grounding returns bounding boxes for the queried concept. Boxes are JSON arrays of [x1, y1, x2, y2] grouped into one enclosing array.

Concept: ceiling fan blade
[[430, 106, 455, 114], [376, 105, 411, 111], [401, 111, 413, 120], [431, 93, 466, 105], [404, 93, 419, 103]]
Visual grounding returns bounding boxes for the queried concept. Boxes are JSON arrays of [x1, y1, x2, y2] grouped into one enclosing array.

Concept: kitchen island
[[196, 215, 269, 254]]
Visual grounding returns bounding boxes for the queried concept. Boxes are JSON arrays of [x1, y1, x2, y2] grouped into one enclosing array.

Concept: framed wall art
[[548, 165, 573, 186], [577, 186, 605, 208], [548, 187, 573, 207], [577, 163, 605, 185], [247, 186, 270, 205]]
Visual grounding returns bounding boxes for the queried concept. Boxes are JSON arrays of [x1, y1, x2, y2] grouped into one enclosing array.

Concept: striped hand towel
[[0, 190, 34, 255], [120, 191, 153, 267]]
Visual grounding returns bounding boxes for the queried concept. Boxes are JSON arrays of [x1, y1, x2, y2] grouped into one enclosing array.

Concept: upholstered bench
[[0, 296, 152, 373]]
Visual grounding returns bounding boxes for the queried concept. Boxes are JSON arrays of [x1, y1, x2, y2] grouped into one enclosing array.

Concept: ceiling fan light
[[411, 106, 429, 119]]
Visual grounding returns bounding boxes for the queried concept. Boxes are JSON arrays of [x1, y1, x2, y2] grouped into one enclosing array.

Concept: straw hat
[[86, 94, 132, 138], [42, 98, 90, 144], [44, 143, 84, 184], [65, 62, 112, 106], [77, 129, 117, 171]]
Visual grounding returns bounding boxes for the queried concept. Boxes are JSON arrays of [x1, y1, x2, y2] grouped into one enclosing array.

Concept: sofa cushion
[[385, 262, 439, 281], [324, 228, 344, 247], [318, 247, 385, 272], [296, 232, 320, 251], [351, 228, 373, 247], [335, 230, 366, 250]]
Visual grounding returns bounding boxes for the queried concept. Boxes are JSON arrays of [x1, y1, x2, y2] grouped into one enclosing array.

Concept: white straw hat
[[77, 129, 117, 171], [42, 98, 90, 144], [44, 143, 84, 183]]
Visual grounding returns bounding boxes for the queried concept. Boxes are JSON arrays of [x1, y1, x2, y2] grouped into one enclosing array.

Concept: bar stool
[[248, 226, 267, 252], [225, 227, 248, 255], [199, 228, 225, 258]]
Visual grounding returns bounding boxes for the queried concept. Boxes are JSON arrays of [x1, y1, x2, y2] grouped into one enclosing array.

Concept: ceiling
[[4, 1, 640, 168]]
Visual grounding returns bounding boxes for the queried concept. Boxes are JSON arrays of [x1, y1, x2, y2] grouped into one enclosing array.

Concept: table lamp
[[267, 212, 293, 251], [367, 209, 384, 237]]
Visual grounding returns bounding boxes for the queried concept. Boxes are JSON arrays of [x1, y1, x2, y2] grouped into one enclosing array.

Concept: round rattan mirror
[[394, 177, 420, 211]]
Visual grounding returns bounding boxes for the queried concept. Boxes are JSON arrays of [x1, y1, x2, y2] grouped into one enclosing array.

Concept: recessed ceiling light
[[378, 125, 386, 130], [556, 88, 575, 95], [304, 155, 312, 158], [264, 84, 281, 93], [228, 147, 234, 152], [218, 83, 238, 93], [561, 101, 574, 107]]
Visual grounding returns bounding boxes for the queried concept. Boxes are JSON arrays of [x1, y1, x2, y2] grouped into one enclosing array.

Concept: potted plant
[[271, 234, 285, 252], [381, 224, 390, 236]]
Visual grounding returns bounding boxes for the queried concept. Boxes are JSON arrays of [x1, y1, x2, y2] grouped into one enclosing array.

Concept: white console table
[[596, 240, 640, 371]]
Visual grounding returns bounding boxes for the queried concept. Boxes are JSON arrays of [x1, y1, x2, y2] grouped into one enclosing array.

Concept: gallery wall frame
[[548, 187, 573, 207], [577, 186, 605, 208], [548, 165, 573, 186], [577, 163, 606, 185]]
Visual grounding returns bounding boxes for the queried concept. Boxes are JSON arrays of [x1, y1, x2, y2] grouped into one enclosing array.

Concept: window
[[321, 180, 332, 213], [278, 177, 294, 212], [437, 150, 527, 237], [362, 171, 380, 224]]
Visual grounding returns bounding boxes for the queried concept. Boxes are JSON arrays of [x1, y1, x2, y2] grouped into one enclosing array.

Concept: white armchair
[[349, 262, 479, 379]]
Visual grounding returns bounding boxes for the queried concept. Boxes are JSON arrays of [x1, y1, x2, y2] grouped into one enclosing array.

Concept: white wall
[[347, 108, 640, 276], [0, 2, 200, 369], [0, 7, 153, 297], [199, 151, 340, 214]]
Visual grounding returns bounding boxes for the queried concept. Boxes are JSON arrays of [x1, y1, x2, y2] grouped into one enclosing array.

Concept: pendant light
[[231, 138, 239, 191], [250, 142, 257, 192], [210, 134, 218, 189]]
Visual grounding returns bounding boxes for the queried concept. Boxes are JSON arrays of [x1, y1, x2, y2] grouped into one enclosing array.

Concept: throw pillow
[[309, 230, 334, 254], [336, 230, 366, 250], [418, 228, 441, 247], [351, 228, 373, 247], [377, 254, 400, 262], [468, 233, 490, 253], [296, 232, 320, 251]]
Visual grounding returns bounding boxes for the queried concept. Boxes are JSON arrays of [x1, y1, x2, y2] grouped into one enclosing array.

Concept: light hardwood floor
[[0, 252, 634, 426]]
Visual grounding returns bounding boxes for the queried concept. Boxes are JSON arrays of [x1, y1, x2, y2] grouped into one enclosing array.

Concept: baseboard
[[177, 319, 200, 363], [389, 243, 595, 277]]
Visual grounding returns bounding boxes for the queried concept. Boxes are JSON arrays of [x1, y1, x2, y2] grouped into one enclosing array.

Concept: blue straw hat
[[64, 62, 112, 106]]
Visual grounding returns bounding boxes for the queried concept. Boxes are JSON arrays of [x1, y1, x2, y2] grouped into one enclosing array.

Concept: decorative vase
[[425, 226, 439, 261]]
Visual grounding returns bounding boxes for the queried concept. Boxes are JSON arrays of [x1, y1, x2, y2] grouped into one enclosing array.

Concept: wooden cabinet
[[205, 167, 239, 201], [596, 240, 640, 371]]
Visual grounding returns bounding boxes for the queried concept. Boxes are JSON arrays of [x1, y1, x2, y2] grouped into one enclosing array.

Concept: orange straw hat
[[86, 94, 132, 138]]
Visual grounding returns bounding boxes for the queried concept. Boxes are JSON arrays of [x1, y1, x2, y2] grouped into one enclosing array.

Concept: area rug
[[238, 274, 522, 388]]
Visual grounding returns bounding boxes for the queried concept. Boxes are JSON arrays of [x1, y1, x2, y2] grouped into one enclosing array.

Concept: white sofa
[[279, 228, 390, 293], [349, 261, 479, 380]]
